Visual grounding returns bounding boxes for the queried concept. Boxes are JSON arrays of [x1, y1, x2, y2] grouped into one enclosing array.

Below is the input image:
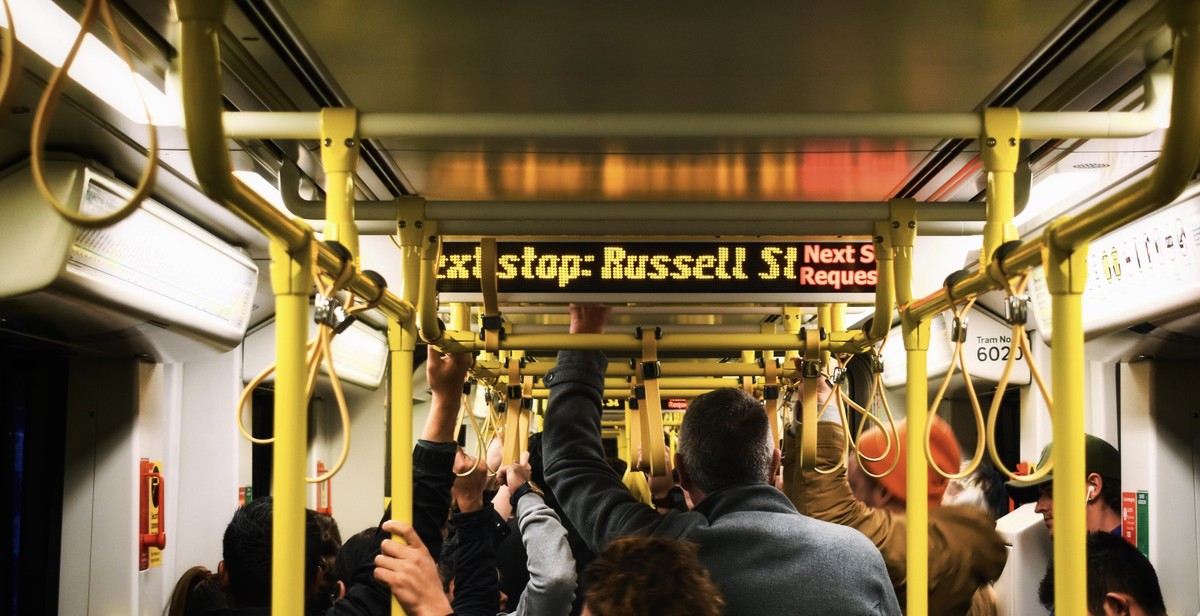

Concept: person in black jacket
[[376, 347, 498, 616]]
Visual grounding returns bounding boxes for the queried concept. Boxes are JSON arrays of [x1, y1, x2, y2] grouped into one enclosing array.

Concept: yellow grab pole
[[174, 2, 409, 323], [906, 4, 1200, 326], [450, 303, 471, 332], [386, 318, 414, 616], [320, 107, 361, 265], [268, 235, 314, 616], [740, 349, 756, 393], [870, 222, 895, 340], [831, 303, 846, 334], [387, 195, 427, 616], [891, 198, 930, 616], [1045, 224, 1090, 616], [782, 306, 803, 362], [817, 304, 833, 367], [980, 108, 1021, 269]]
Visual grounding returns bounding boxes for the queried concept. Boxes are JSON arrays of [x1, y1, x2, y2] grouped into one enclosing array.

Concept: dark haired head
[[220, 497, 321, 607], [334, 527, 384, 592], [164, 565, 226, 616], [1038, 532, 1166, 615], [678, 388, 773, 494], [312, 512, 342, 611]]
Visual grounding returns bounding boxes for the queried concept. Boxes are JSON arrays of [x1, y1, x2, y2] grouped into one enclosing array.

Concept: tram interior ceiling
[[2, 0, 1200, 615]]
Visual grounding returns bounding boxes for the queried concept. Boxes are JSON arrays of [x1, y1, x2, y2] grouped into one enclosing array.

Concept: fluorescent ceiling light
[[328, 320, 389, 389], [1, 0, 177, 125], [1016, 171, 1102, 226]]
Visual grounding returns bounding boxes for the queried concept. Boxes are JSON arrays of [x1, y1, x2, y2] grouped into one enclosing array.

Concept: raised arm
[[449, 453, 500, 616], [413, 346, 473, 559], [542, 305, 666, 551], [499, 452, 576, 616]]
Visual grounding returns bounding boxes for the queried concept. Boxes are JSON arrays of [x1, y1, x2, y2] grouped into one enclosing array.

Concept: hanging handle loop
[[30, 0, 159, 228]]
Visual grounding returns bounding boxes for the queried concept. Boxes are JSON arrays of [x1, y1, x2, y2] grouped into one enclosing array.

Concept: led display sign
[[437, 241, 877, 302]]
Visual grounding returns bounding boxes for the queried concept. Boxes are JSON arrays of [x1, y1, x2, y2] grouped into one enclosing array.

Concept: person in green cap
[[1005, 434, 1123, 537]]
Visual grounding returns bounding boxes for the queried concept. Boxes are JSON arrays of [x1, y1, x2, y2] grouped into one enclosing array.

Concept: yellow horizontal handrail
[[175, 1, 412, 325], [431, 330, 869, 355], [907, 12, 1200, 324], [473, 360, 806, 379]]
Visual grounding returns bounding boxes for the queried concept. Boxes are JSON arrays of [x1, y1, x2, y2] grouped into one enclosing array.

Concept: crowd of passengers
[[170, 305, 1169, 616]]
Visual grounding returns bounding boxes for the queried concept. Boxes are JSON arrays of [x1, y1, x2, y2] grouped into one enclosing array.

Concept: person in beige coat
[[782, 378, 1007, 615]]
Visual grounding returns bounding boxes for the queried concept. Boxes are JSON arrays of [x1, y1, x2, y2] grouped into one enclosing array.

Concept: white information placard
[[1029, 191, 1200, 338]]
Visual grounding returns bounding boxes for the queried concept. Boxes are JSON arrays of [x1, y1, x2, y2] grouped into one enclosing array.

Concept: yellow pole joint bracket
[[269, 231, 315, 296], [981, 107, 1021, 174], [1043, 222, 1090, 296], [890, 199, 919, 318], [319, 107, 361, 264], [902, 316, 931, 353], [887, 199, 918, 250], [781, 306, 803, 334], [981, 107, 1022, 268], [869, 221, 896, 341], [395, 198, 428, 248]]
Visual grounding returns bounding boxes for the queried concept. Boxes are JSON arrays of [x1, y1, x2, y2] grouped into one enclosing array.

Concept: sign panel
[[881, 306, 1029, 389], [1136, 490, 1149, 556], [1029, 192, 1200, 337], [1122, 491, 1137, 546], [437, 240, 876, 302]]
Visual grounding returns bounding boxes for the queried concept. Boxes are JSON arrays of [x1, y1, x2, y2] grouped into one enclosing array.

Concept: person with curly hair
[[581, 536, 722, 616]]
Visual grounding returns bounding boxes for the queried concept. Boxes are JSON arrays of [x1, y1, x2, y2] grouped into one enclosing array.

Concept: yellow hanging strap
[[31, 0, 158, 228], [985, 265, 1055, 482], [813, 354, 850, 475], [795, 327, 823, 470], [636, 327, 668, 477], [470, 390, 500, 477], [519, 374, 533, 452], [455, 380, 485, 478], [479, 238, 505, 355], [848, 343, 901, 479], [1, 0, 16, 116], [626, 372, 644, 471], [926, 276, 987, 480], [234, 242, 369, 484], [762, 356, 782, 446], [501, 356, 528, 466]]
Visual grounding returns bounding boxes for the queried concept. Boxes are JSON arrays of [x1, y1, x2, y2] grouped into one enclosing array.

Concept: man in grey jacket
[[541, 305, 901, 616]]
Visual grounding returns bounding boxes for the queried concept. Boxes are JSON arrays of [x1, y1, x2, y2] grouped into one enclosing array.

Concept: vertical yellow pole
[[320, 108, 362, 266], [740, 350, 756, 393], [980, 108, 1021, 269], [782, 306, 803, 363], [268, 235, 313, 616], [760, 321, 780, 445], [831, 303, 846, 334], [817, 304, 833, 367], [387, 201, 426, 616], [1045, 226, 1089, 616], [450, 303, 471, 332], [869, 222, 895, 340], [892, 198, 930, 616], [617, 420, 630, 463]]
